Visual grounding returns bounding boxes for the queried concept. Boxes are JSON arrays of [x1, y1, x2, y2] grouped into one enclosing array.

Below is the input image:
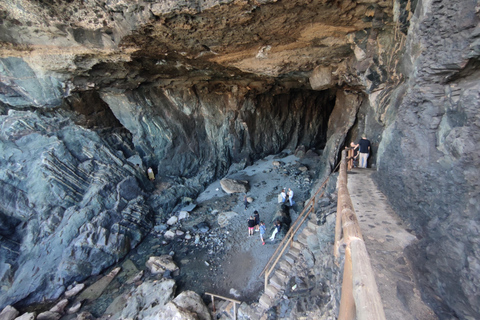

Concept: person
[[351, 142, 359, 168], [254, 210, 260, 231], [259, 221, 266, 245], [269, 220, 282, 241], [244, 195, 249, 210], [147, 167, 155, 181], [247, 216, 256, 236], [347, 142, 359, 169], [280, 189, 286, 203], [358, 134, 371, 168], [287, 188, 294, 206]]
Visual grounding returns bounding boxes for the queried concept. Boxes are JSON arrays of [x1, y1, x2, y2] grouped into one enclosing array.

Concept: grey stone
[[0, 306, 19, 320]]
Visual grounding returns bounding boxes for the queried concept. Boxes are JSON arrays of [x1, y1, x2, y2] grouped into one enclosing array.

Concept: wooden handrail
[[335, 150, 386, 320], [259, 171, 334, 291], [205, 292, 241, 320]]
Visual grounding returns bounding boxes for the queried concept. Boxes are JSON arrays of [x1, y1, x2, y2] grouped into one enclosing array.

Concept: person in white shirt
[[287, 188, 294, 206]]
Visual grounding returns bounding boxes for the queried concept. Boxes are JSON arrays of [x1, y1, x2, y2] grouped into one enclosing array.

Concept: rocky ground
[[1, 150, 327, 320]]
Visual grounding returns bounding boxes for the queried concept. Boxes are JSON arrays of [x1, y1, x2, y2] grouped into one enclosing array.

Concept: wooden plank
[[351, 239, 386, 320], [338, 246, 355, 320]]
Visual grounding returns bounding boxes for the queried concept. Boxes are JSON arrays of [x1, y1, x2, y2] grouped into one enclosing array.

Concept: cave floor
[[348, 168, 438, 320], [74, 152, 318, 318]]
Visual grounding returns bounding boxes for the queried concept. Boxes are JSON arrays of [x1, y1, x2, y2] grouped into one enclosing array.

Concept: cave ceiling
[[0, 0, 395, 94]]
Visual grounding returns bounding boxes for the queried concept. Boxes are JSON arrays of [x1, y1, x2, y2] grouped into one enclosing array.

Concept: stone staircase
[[256, 219, 319, 315]]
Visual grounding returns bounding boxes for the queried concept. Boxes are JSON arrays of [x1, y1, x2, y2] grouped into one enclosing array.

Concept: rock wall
[[374, 0, 480, 318]]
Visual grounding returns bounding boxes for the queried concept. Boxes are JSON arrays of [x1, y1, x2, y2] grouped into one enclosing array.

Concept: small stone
[[299, 166, 308, 172], [175, 230, 185, 236], [67, 301, 82, 314], [164, 230, 175, 239], [185, 234, 192, 240], [195, 234, 200, 244], [166, 216, 178, 225], [65, 283, 85, 298], [49, 299, 68, 313], [178, 211, 189, 220], [205, 261, 210, 266]]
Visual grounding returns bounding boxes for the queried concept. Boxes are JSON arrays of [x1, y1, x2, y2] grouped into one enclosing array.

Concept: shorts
[[248, 227, 254, 231]]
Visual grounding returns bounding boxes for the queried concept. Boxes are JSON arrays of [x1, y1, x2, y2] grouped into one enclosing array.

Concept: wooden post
[[234, 302, 237, 320]]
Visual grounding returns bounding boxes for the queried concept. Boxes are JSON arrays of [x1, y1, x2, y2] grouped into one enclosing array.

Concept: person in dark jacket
[[358, 134, 371, 168]]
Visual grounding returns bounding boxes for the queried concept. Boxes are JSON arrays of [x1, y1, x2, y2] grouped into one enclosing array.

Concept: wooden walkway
[[347, 168, 437, 320]]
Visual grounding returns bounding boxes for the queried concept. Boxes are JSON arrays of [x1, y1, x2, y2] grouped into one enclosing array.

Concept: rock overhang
[[0, 0, 396, 97]]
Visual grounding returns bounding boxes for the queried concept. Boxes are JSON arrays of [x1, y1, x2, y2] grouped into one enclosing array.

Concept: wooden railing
[[334, 149, 386, 320], [259, 173, 332, 291], [205, 292, 241, 320]]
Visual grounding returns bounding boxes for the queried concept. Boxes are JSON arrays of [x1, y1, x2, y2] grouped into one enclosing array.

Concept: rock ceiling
[[0, 0, 397, 92]]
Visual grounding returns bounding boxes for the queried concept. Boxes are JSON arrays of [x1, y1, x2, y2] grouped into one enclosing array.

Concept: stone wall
[[375, 0, 480, 318]]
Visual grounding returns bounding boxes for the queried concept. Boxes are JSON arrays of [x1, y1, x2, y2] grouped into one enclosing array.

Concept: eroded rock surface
[[0, 0, 478, 319]]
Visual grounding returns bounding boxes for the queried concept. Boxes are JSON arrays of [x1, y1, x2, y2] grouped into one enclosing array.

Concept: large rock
[[118, 279, 176, 320], [160, 291, 211, 320], [0, 305, 19, 320], [219, 178, 250, 194], [145, 256, 179, 275]]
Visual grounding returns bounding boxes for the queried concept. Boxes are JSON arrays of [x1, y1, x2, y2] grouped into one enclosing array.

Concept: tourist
[[287, 188, 294, 206], [147, 167, 155, 181], [280, 189, 286, 203], [358, 134, 371, 168], [259, 221, 266, 245], [247, 216, 255, 236], [269, 220, 282, 241], [244, 194, 249, 210], [254, 210, 260, 231]]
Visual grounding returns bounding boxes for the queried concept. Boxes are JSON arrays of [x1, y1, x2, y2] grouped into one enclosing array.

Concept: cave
[[0, 0, 479, 319]]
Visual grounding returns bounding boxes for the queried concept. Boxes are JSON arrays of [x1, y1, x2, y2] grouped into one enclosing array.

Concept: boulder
[[167, 291, 211, 320], [36, 311, 61, 320], [14, 312, 35, 320], [309, 66, 333, 90], [49, 299, 68, 313], [119, 279, 176, 319], [146, 256, 179, 275], [0, 306, 19, 320], [219, 178, 249, 194]]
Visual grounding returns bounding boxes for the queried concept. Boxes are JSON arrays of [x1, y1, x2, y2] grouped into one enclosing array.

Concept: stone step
[[259, 293, 272, 310], [279, 260, 292, 273], [265, 284, 279, 299], [284, 252, 297, 265], [291, 240, 303, 250], [269, 274, 285, 290], [274, 269, 288, 283], [307, 220, 318, 231], [302, 226, 315, 237], [297, 234, 309, 247], [289, 247, 301, 258]]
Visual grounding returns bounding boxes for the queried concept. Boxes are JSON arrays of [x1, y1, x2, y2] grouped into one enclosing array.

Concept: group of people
[[348, 134, 371, 168], [247, 211, 282, 245], [278, 188, 294, 206]]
